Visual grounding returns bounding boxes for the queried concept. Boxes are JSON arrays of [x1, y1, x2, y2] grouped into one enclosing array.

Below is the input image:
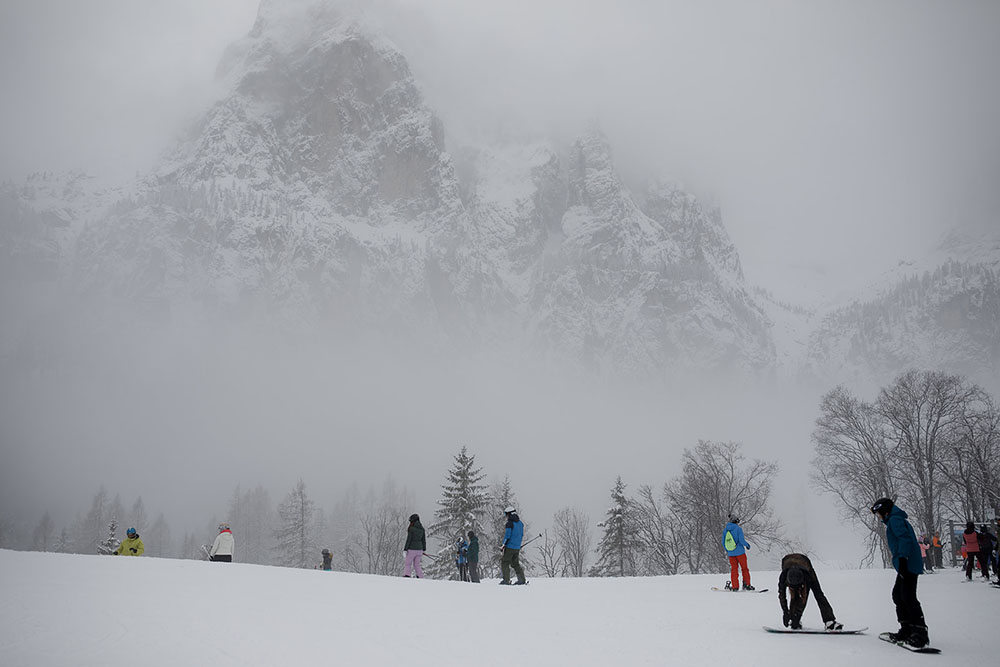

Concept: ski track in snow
[[0, 549, 994, 665]]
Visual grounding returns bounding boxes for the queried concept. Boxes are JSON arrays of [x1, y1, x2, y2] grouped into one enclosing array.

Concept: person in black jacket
[[321, 548, 333, 571], [777, 553, 842, 631], [402, 513, 426, 578], [467, 530, 480, 583]]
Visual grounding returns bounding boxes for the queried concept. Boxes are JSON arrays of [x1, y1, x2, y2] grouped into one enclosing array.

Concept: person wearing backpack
[[722, 514, 753, 591]]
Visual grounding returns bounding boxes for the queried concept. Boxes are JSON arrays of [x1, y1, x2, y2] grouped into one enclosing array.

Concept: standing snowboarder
[[209, 522, 234, 562], [467, 530, 480, 583], [871, 498, 929, 648], [777, 553, 842, 630], [321, 548, 333, 571], [402, 513, 425, 578], [722, 514, 753, 591], [114, 527, 144, 556], [500, 507, 527, 585]]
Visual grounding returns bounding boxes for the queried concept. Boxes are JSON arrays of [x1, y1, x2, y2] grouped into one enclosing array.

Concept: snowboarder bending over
[[210, 522, 234, 562], [777, 553, 842, 631], [871, 498, 930, 648], [402, 513, 425, 578], [114, 527, 144, 556], [723, 514, 753, 591], [500, 507, 527, 585]]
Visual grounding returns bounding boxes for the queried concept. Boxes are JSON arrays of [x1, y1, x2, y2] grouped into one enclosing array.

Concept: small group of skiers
[[729, 499, 931, 649], [402, 507, 526, 585], [961, 520, 997, 581]]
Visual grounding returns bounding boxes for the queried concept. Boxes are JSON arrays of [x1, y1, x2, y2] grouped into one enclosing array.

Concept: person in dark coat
[[777, 553, 842, 630], [402, 513, 426, 578], [467, 530, 481, 583], [321, 548, 333, 571], [871, 498, 929, 648]]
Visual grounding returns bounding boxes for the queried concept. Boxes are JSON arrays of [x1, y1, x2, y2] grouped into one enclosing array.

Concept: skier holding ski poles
[[499, 507, 527, 585], [402, 513, 425, 578]]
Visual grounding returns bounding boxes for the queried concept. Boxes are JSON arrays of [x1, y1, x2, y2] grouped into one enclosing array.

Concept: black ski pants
[[457, 563, 469, 581], [965, 551, 989, 579], [789, 574, 836, 626], [468, 561, 480, 583], [892, 570, 926, 635]]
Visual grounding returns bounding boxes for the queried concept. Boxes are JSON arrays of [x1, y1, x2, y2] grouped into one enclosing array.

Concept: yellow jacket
[[115, 535, 145, 556]]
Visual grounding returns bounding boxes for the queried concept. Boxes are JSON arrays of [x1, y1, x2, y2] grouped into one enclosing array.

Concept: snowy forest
[[5, 369, 995, 578]]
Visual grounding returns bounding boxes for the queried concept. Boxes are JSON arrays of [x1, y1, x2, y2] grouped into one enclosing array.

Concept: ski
[[763, 626, 867, 634], [878, 632, 941, 654]]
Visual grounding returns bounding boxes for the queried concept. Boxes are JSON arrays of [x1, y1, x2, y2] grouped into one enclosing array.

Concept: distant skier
[[499, 507, 527, 585], [963, 521, 988, 580], [722, 514, 753, 591], [321, 548, 333, 571], [455, 536, 469, 581], [777, 553, 842, 631], [210, 522, 234, 562], [113, 527, 144, 556], [977, 524, 994, 579], [871, 498, 929, 648], [402, 513, 425, 578], [467, 530, 480, 583]]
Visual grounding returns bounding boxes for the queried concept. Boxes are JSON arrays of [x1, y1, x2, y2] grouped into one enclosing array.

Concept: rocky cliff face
[[10, 1, 994, 389]]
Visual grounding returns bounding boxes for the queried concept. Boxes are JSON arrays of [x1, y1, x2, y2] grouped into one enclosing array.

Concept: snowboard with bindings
[[711, 586, 768, 593], [878, 632, 940, 654], [763, 626, 867, 634]]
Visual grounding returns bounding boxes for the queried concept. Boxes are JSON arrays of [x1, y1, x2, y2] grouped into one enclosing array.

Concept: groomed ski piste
[[1, 549, 993, 665]]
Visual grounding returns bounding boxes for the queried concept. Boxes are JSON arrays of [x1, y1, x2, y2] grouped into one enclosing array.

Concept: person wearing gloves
[[114, 527, 144, 556], [777, 553, 843, 631], [499, 507, 527, 585], [210, 522, 235, 562], [722, 514, 753, 591], [871, 498, 929, 649]]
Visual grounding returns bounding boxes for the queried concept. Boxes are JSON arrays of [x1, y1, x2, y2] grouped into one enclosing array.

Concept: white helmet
[[504, 506, 516, 514]]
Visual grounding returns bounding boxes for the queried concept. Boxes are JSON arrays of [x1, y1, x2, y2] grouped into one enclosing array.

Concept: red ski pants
[[729, 553, 750, 589]]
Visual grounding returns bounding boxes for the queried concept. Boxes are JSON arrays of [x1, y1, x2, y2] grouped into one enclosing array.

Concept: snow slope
[[0, 549, 993, 666]]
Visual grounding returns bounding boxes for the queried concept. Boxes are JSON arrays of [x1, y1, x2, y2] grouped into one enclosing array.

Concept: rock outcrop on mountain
[[4, 0, 994, 390]]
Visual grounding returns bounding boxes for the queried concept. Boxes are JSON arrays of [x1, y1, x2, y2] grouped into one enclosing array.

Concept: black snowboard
[[763, 626, 867, 634], [878, 632, 941, 654]]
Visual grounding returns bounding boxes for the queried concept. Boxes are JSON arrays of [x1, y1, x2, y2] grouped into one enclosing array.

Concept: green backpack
[[724, 530, 737, 551]]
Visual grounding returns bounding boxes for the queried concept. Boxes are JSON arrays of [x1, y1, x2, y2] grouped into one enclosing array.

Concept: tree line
[[812, 369, 1000, 565], [1, 441, 785, 579]]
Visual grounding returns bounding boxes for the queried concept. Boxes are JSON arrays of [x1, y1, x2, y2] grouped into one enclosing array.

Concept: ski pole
[[422, 552, 439, 560], [519, 534, 543, 549]]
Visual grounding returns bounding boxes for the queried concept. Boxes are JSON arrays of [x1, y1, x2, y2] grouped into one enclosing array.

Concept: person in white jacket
[[210, 523, 235, 562]]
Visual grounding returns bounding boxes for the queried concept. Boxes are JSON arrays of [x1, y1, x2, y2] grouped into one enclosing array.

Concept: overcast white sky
[[2, 0, 998, 300]]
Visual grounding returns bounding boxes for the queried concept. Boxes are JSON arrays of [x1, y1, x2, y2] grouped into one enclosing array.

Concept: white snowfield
[[0, 549, 994, 666]]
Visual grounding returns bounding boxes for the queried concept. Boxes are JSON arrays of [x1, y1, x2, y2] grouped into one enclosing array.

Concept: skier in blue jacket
[[500, 507, 527, 585], [722, 514, 754, 591], [871, 498, 929, 648]]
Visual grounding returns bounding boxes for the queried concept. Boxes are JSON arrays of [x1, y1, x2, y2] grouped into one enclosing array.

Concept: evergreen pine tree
[[98, 517, 119, 555], [274, 479, 316, 568], [590, 476, 641, 577], [427, 446, 490, 579]]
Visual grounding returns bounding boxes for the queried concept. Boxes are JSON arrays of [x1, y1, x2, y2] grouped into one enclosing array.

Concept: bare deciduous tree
[[553, 507, 592, 577], [812, 386, 897, 565], [665, 441, 782, 574]]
